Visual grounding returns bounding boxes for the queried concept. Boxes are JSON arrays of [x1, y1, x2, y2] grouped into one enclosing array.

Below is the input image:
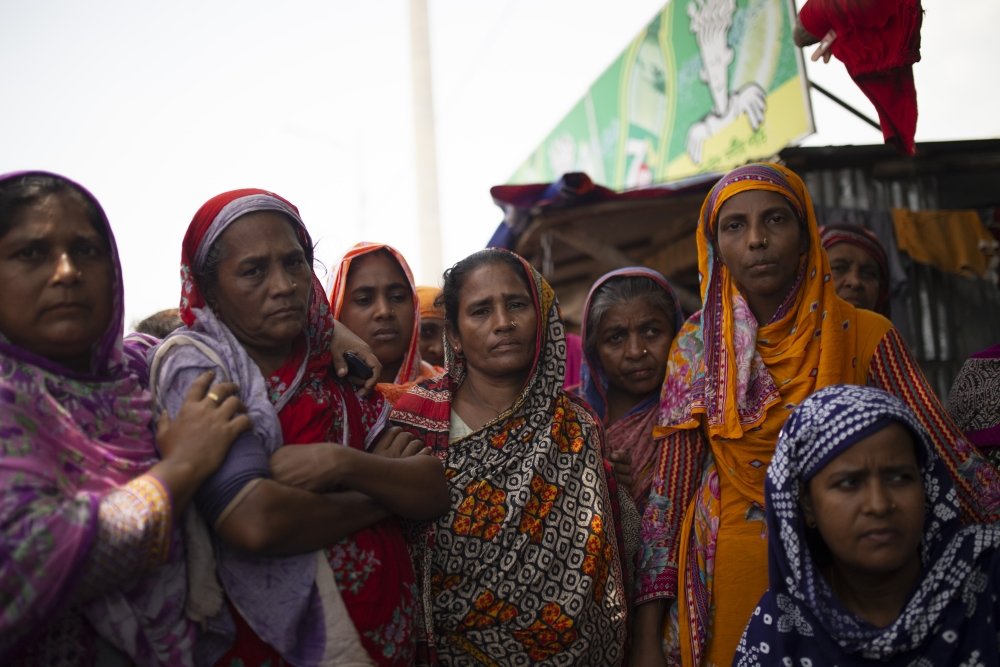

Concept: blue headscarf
[[735, 384, 1000, 666]]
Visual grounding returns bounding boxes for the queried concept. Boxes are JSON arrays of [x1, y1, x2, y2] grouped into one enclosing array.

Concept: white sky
[[2, 0, 998, 328]]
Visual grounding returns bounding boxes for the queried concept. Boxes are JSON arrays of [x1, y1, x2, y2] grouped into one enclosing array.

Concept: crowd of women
[[2, 159, 999, 667]]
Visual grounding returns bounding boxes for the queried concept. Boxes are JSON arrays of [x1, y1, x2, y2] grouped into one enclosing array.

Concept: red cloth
[[799, 0, 923, 155]]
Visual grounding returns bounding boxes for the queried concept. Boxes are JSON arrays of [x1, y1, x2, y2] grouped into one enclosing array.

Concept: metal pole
[[409, 0, 444, 284], [809, 81, 882, 132]]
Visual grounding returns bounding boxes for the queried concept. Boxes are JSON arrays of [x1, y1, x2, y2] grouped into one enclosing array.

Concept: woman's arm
[[630, 600, 670, 667], [269, 426, 451, 520], [867, 327, 1000, 522], [214, 481, 392, 556], [330, 318, 381, 395]]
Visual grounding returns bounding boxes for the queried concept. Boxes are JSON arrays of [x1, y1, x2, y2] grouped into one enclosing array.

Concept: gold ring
[[206, 391, 221, 404]]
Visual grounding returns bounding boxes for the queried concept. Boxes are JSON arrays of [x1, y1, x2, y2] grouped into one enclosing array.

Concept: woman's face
[[803, 422, 925, 579], [0, 192, 112, 371], [419, 317, 445, 367], [594, 295, 673, 402], [827, 242, 882, 311], [716, 190, 805, 321], [338, 252, 415, 374], [448, 261, 537, 381], [207, 212, 312, 362]]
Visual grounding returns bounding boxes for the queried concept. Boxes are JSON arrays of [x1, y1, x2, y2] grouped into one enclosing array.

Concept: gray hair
[[584, 275, 678, 352]]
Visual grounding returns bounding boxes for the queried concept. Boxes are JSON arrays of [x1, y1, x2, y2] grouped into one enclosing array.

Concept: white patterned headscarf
[[735, 384, 1000, 665]]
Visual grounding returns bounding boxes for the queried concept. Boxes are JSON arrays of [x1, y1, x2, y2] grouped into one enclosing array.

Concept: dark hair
[[441, 248, 530, 330], [0, 173, 108, 246], [195, 210, 310, 294], [134, 308, 183, 338], [584, 275, 678, 352]]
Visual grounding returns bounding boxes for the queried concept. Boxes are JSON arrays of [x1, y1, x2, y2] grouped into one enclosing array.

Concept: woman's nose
[[52, 252, 81, 285]]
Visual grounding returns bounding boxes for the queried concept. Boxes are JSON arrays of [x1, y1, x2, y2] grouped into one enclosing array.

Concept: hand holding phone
[[343, 351, 374, 380]]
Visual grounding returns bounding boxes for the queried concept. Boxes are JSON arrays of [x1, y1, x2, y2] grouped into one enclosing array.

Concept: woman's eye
[[830, 263, 847, 275], [14, 246, 43, 260], [508, 300, 527, 311], [390, 292, 409, 304], [722, 220, 743, 233]]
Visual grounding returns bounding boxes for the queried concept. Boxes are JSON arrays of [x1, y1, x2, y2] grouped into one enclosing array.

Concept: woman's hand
[[270, 443, 346, 493], [330, 318, 382, 395], [609, 450, 634, 496], [371, 425, 429, 458], [156, 371, 250, 474], [150, 371, 251, 512]]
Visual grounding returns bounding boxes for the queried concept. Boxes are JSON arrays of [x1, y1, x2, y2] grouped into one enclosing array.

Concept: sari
[[390, 251, 628, 665], [578, 267, 684, 513], [946, 343, 1000, 465], [329, 242, 438, 404], [636, 163, 1000, 666], [0, 171, 193, 665], [735, 385, 1000, 666], [153, 189, 409, 666]]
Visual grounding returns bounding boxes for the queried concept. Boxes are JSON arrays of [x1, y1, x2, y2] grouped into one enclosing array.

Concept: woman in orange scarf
[[632, 163, 1000, 667], [330, 242, 439, 404]]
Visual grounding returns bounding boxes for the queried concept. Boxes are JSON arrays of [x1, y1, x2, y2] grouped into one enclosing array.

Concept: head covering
[[0, 171, 194, 663], [154, 189, 368, 666], [657, 162, 888, 443], [578, 267, 683, 511], [946, 342, 1000, 455], [390, 249, 627, 664], [416, 285, 444, 321], [735, 384, 1000, 665], [329, 242, 436, 402], [820, 223, 892, 316], [579, 267, 683, 423]]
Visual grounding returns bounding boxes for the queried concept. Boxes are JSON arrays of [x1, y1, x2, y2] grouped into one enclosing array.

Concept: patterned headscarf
[[579, 266, 683, 423], [820, 223, 892, 316], [657, 162, 887, 442], [0, 171, 193, 663], [735, 384, 1000, 665], [390, 249, 627, 664]]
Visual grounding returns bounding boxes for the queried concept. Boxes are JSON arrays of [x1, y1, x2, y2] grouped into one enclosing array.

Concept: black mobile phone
[[342, 351, 374, 380]]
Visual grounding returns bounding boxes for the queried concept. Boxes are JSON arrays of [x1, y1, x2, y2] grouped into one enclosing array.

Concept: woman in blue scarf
[[735, 384, 1000, 665]]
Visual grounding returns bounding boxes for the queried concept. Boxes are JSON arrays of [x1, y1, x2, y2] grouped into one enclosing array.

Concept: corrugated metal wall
[[800, 167, 1000, 399]]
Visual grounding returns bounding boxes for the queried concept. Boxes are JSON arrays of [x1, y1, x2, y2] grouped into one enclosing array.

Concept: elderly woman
[[579, 267, 683, 514], [390, 248, 628, 665], [736, 385, 1000, 666], [331, 243, 439, 404], [633, 163, 1000, 667], [0, 171, 249, 664], [152, 189, 449, 666], [820, 223, 892, 316]]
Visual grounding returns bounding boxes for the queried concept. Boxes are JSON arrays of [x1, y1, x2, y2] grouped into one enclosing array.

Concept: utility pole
[[409, 0, 443, 284]]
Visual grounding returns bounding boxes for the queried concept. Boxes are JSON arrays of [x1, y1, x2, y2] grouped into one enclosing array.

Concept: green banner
[[511, 0, 814, 187]]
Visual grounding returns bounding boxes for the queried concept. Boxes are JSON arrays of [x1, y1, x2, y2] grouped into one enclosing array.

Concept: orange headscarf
[[415, 285, 444, 321], [329, 242, 437, 402], [657, 162, 891, 445]]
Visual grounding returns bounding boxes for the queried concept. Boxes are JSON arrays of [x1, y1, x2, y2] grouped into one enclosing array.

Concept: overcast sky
[[2, 0, 997, 328]]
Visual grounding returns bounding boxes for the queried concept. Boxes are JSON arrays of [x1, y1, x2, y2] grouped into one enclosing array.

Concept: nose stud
[[510, 320, 518, 329], [760, 236, 769, 248], [642, 348, 648, 356]]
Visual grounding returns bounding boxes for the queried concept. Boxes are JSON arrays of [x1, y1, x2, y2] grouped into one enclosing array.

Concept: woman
[[152, 189, 449, 666], [820, 223, 891, 316], [735, 384, 1000, 666], [390, 248, 628, 665], [579, 267, 683, 513], [0, 171, 249, 664], [633, 162, 1000, 667], [331, 243, 439, 403], [415, 285, 446, 368]]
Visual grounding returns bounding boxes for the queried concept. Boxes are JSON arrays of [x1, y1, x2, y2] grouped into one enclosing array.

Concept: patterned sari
[[736, 385, 1000, 666], [155, 189, 411, 665], [0, 171, 193, 665], [636, 163, 1000, 667], [390, 252, 628, 665], [329, 242, 439, 404], [578, 267, 684, 514]]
